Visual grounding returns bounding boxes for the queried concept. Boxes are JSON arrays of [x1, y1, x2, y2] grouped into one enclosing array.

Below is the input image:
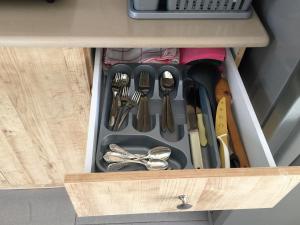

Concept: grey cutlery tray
[[95, 63, 220, 172]]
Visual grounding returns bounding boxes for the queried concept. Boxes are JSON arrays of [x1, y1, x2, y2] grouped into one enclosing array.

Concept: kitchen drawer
[[64, 49, 300, 218]]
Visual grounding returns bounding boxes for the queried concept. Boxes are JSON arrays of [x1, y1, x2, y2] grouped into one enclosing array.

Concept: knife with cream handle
[[194, 86, 207, 147], [215, 97, 230, 168], [195, 106, 207, 147], [186, 104, 204, 169]]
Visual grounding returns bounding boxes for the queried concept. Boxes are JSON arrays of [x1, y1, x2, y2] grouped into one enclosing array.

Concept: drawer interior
[[65, 49, 300, 218], [84, 48, 275, 173]]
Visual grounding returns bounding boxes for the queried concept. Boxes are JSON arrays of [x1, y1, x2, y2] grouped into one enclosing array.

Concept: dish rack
[[129, 0, 253, 19]]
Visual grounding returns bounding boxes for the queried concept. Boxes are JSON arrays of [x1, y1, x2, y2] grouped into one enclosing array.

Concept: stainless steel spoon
[[107, 159, 168, 171], [137, 147, 171, 160], [160, 71, 175, 133], [109, 144, 171, 160], [103, 150, 171, 163]]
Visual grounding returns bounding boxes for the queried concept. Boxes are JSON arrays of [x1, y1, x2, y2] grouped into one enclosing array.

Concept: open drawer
[[64, 49, 300, 217]]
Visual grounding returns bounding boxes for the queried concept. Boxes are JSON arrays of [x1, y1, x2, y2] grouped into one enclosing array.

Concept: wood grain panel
[[0, 48, 92, 188], [65, 167, 300, 217]]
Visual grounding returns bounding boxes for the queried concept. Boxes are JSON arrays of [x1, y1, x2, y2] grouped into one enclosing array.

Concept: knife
[[215, 97, 230, 168], [194, 88, 208, 147], [184, 79, 204, 169], [215, 78, 250, 167], [186, 104, 204, 169]]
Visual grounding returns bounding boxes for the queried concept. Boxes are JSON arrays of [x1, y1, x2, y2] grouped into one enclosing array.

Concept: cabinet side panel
[[0, 48, 92, 188]]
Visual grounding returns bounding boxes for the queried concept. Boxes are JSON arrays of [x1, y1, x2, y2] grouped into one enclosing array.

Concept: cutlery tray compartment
[[95, 63, 220, 172]]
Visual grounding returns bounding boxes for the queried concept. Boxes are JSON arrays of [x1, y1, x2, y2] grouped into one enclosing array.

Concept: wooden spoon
[[215, 78, 250, 167]]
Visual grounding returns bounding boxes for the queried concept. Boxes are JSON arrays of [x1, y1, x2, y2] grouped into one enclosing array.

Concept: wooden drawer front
[[65, 168, 300, 217], [64, 49, 300, 217]]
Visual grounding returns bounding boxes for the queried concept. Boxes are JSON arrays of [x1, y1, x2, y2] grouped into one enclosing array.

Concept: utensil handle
[[109, 95, 119, 128], [196, 113, 208, 147], [103, 152, 130, 163], [189, 130, 204, 169], [107, 161, 145, 171], [166, 95, 175, 133], [109, 144, 138, 159], [161, 95, 167, 132], [217, 134, 230, 168], [112, 105, 123, 131], [143, 96, 151, 132], [230, 153, 241, 168], [136, 97, 145, 132], [113, 105, 131, 131], [226, 100, 250, 167], [117, 106, 131, 130]]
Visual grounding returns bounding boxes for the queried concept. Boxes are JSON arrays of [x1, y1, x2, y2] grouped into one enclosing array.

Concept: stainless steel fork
[[113, 91, 142, 131], [109, 73, 122, 128]]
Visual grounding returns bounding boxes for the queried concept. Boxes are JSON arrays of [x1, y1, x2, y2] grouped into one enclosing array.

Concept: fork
[[113, 86, 129, 129], [113, 91, 142, 131], [109, 73, 122, 128], [137, 71, 151, 132], [120, 86, 129, 105]]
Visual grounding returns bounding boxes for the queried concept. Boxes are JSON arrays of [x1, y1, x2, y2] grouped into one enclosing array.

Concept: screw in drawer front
[[177, 194, 193, 210]]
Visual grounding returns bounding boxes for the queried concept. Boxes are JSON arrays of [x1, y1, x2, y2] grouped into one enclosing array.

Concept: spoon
[[109, 144, 171, 160], [160, 71, 175, 133], [139, 146, 171, 160], [107, 159, 169, 171]]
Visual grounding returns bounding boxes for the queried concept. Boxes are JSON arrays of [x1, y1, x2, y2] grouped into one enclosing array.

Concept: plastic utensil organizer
[[95, 63, 221, 172], [129, 0, 253, 19]]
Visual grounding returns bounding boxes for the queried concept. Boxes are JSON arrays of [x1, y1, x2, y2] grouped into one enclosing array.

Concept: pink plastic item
[[180, 48, 226, 64]]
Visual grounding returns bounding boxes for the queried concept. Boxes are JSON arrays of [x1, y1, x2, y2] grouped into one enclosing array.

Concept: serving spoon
[[107, 159, 169, 171], [109, 144, 171, 160]]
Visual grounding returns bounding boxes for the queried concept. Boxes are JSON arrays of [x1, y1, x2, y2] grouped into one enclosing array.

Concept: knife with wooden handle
[[215, 78, 250, 167], [186, 105, 204, 169], [215, 97, 230, 168], [196, 106, 208, 147]]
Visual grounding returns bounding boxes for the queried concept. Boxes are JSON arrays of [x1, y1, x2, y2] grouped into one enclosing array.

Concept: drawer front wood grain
[[0, 48, 92, 188], [65, 168, 300, 217]]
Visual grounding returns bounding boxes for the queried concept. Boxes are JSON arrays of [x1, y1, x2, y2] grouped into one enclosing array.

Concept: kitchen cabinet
[[0, 48, 92, 188], [0, 1, 299, 225]]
